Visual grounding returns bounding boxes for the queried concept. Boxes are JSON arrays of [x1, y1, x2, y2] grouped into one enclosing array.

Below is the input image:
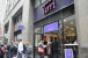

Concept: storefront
[[34, 16, 78, 58], [34, 0, 78, 58]]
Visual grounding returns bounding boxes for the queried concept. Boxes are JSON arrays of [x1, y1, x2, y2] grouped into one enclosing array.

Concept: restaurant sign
[[43, 0, 56, 15]]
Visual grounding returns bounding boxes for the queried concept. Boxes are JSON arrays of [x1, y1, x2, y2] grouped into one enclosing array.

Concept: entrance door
[[43, 31, 63, 58]]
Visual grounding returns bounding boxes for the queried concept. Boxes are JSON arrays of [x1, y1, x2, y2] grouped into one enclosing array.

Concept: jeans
[[17, 52, 22, 58]]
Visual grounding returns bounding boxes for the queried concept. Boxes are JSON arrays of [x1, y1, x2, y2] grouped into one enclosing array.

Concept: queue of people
[[0, 43, 8, 58], [37, 37, 61, 58], [0, 39, 32, 58]]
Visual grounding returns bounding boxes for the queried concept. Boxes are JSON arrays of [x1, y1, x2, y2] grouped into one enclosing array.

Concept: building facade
[[34, 0, 78, 58], [4, 0, 88, 58], [4, 0, 33, 44]]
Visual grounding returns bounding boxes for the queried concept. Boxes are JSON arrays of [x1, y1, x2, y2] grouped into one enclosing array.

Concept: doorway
[[43, 31, 63, 58]]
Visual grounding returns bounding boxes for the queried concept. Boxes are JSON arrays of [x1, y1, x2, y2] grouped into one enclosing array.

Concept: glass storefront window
[[62, 16, 78, 58], [63, 16, 77, 44], [34, 16, 78, 58], [34, 27, 43, 47], [34, 27, 43, 58]]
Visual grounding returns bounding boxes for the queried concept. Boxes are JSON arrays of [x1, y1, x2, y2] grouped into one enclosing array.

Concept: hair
[[55, 37, 57, 41], [44, 41, 47, 45], [19, 39, 22, 42], [50, 36, 53, 42]]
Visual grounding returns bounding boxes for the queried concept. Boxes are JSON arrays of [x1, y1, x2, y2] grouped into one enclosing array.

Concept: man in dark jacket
[[7, 44, 17, 58], [52, 37, 61, 58]]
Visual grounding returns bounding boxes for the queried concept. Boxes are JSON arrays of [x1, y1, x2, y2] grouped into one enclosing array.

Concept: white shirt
[[18, 42, 23, 53]]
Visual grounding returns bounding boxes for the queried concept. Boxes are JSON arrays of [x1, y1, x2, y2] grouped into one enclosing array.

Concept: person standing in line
[[37, 39, 44, 58], [2, 43, 8, 58], [17, 39, 24, 58], [7, 44, 12, 58], [0, 45, 4, 58], [47, 37, 53, 58], [12, 43, 17, 58], [52, 37, 59, 58], [43, 40, 48, 58]]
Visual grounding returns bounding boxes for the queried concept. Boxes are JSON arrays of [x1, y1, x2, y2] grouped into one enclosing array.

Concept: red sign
[[43, 0, 55, 14]]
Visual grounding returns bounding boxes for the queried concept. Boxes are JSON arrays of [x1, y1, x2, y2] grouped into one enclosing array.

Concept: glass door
[[42, 21, 63, 58]]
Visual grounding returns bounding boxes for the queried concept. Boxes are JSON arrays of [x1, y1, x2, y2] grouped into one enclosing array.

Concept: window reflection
[[35, 0, 41, 8], [63, 18, 77, 44]]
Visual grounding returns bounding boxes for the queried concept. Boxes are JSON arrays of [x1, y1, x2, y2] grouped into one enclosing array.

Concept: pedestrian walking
[[17, 39, 24, 58], [7, 44, 12, 58], [12, 43, 17, 58], [22, 44, 27, 58], [2, 43, 8, 58]]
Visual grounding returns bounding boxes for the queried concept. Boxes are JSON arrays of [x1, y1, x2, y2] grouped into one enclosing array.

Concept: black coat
[[52, 40, 61, 53]]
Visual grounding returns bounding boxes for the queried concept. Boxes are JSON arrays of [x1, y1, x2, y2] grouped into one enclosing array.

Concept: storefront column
[[22, 0, 33, 55], [8, 18, 15, 44], [74, 0, 88, 58]]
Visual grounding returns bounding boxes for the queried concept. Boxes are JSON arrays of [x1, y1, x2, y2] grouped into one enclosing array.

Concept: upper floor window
[[35, 0, 41, 8], [35, 0, 46, 8], [41, 0, 46, 3]]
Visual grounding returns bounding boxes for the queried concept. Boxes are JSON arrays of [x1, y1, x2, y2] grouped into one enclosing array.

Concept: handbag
[[37, 47, 44, 53]]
